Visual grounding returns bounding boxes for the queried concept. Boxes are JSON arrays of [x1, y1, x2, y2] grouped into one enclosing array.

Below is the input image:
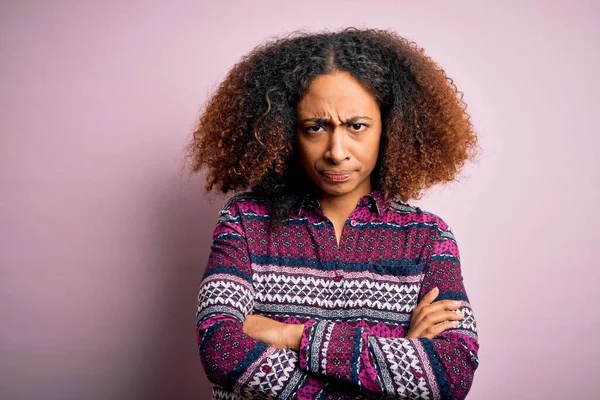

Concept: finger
[[407, 314, 458, 339], [417, 299, 462, 318], [412, 300, 460, 325], [425, 309, 465, 325], [430, 319, 461, 338], [414, 300, 464, 326], [421, 286, 439, 304], [422, 320, 461, 340], [413, 287, 439, 315]]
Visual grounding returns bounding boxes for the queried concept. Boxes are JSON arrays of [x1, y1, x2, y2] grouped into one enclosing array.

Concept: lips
[[321, 171, 353, 181]]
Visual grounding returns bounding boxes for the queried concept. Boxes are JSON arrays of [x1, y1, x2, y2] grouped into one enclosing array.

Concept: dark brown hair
[[186, 27, 480, 227]]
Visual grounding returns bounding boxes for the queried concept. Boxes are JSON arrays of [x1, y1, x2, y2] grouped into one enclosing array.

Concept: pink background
[[2, 1, 599, 399]]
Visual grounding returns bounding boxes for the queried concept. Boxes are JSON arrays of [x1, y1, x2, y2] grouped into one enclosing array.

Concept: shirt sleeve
[[297, 218, 480, 400], [195, 197, 302, 398], [197, 196, 367, 399]]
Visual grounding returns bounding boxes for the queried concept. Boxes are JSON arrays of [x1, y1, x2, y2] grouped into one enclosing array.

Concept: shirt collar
[[297, 189, 389, 217]]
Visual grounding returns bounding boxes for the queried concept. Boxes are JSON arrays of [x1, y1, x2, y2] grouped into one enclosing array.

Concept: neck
[[319, 181, 372, 220]]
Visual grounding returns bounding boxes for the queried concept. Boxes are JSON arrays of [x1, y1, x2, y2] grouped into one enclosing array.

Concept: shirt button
[[350, 220, 357, 227]]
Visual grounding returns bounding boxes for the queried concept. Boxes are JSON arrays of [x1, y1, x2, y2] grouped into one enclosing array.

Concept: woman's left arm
[[295, 220, 480, 400]]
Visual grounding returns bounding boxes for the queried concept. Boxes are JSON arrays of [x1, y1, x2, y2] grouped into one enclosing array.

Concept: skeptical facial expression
[[295, 71, 382, 200]]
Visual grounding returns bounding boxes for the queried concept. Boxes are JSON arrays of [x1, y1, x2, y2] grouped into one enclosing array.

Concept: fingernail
[[451, 321, 460, 327], [431, 287, 438, 293], [453, 301, 461, 306]]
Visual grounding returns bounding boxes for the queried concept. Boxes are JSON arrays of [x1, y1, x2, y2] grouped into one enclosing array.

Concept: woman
[[188, 27, 480, 400]]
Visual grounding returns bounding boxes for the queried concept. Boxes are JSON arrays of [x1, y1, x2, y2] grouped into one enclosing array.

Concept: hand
[[406, 287, 464, 339], [242, 314, 304, 350]]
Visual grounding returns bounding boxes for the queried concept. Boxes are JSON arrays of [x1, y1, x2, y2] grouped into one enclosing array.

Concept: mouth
[[321, 171, 354, 182]]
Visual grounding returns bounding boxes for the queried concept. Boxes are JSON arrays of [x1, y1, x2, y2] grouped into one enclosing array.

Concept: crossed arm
[[196, 203, 480, 399]]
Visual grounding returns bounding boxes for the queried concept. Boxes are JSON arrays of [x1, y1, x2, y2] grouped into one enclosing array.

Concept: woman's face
[[295, 71, 382, 201]]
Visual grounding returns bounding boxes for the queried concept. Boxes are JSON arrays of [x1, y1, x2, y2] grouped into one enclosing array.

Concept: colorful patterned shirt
[[195, 189, 480, 399]]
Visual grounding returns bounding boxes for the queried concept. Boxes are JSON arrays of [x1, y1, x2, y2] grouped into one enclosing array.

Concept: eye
[[349, 123, 367, 132], [303, 125, 326, 134]]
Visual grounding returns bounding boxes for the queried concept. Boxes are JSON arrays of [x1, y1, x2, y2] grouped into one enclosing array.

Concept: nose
[[325, 127, 350, 164]]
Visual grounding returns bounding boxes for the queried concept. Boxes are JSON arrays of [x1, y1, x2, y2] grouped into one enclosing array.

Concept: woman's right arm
[[196, 196, 306, 398], [197, 196, 360, 399]]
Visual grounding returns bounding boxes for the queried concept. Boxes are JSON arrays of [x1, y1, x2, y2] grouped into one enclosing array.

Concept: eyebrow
[[300, 116, 373, 124]]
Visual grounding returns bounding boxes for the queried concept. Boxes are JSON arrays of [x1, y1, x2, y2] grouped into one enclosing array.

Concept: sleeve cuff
[[298, 319, 332, 374]]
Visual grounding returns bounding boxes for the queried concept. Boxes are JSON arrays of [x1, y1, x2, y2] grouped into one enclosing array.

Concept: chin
[[319, 181, 356, 196], [321, 187, 346, 196]]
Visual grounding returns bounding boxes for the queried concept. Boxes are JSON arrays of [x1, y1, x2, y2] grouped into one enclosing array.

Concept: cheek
[[368, 133, 382, 161], [296, 139, 318, 163], [296, 143, 315, 172], [354, 137, 380, 163]]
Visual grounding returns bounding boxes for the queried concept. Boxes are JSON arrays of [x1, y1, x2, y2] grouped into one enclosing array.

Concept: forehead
[[296, 71, 379, 116]]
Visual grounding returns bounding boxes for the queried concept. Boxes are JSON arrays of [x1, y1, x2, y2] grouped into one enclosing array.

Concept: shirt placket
[[326, 203, 368, 309]]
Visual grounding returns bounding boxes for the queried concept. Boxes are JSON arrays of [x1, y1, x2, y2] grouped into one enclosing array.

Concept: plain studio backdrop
[[1, 1, 598, 399]]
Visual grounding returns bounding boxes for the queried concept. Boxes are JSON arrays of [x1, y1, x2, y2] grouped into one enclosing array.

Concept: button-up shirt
[[196, 189, 479, 399]]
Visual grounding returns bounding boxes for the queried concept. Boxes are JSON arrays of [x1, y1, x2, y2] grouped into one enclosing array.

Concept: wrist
[[284, 323, 304, 351]]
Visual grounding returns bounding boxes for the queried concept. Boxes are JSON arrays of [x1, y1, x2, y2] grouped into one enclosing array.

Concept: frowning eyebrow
[[300, 116, 373, 124]]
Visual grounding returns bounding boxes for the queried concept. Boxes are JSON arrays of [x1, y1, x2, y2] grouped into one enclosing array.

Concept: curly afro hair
[[186, 27, 480, 227]]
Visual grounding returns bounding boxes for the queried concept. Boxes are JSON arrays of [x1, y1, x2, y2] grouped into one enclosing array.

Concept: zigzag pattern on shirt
[[253, 303, 413, 323], [197, 280, 254, 323], [243, 348, 304, 399], [212, 387, 246, 400], [370, 336, 432, 399], [455, 307, 478, 333], [253, 273, 420, 313]]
